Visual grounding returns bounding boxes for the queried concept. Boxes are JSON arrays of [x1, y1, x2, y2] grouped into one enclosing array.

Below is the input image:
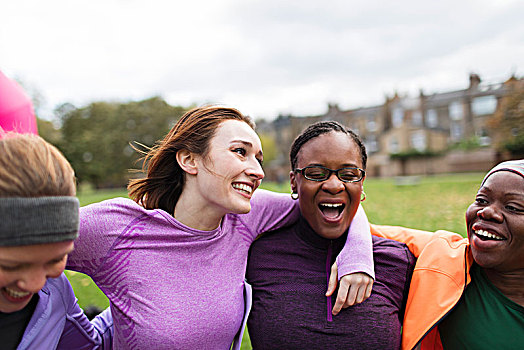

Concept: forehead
[[481, 171, 524, 195], [212, 120, 261, 149], [297, 132, 362, 168]]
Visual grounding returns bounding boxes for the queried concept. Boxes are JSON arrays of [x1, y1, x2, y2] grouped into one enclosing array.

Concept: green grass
[[69, 173, 484, 347], [362, 173, 484, 237]]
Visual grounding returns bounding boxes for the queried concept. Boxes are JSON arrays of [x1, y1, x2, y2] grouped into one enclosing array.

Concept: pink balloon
[[0, 70, 38, 136]]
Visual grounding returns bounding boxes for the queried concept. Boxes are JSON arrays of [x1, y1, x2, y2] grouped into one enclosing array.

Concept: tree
[[58, 97, 187, 188], [488, 78, 524, 156], [258, 133, 278, 165], [37, 118, 61, 146]]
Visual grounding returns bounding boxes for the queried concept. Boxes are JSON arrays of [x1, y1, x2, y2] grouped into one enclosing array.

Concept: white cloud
[[1, 0, 522, 120]]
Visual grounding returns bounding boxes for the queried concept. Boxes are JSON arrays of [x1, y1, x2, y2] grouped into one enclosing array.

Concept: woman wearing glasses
[[246, 121, 415, 349]]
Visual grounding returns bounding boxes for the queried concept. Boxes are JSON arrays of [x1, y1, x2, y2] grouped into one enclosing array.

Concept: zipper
[[326, 240, 333, 322]]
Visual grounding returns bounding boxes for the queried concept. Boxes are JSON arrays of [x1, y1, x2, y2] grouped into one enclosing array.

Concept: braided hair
[[289, 121, 367, 170]]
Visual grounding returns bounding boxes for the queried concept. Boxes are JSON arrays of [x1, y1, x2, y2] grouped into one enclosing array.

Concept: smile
[[3, 287, 31, 299], [319, 202, 345, 219], [232, 183, 253, 195], [474, 229, 505, 241]]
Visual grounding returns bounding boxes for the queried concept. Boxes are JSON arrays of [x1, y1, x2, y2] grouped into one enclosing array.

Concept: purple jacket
[[16, 273, 112, 350]]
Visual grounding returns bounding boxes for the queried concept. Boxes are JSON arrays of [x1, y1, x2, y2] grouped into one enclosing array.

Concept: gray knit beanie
[[0, 196, 79, 246]]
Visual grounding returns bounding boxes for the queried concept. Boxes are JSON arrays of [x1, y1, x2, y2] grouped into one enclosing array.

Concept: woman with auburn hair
[[66, 106, 375, 349], [0, 133, 112, 349], [370, 159, 524, 349]]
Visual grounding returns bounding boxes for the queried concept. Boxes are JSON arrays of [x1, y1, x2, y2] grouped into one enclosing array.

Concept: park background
[[2, 1, 523, 348]]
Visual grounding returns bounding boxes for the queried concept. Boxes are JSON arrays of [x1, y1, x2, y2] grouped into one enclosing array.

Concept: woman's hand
[[326, 263, 374, 315]]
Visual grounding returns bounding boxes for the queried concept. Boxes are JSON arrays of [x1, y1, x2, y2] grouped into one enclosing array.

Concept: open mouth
[[474, 229, 505, 241], [319, 203, 345, 219]]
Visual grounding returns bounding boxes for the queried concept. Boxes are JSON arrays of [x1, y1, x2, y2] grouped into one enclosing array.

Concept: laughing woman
[[371, 159, 524, 349], [66, 106, 375, 349], [246, 121, 415, 349]]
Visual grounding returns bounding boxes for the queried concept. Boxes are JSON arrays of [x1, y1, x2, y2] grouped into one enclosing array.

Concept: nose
[[322, 173, 345, 194], [246, 157, 265, 181], [477, 205, 503, 222], [16, 267, 48, 293]]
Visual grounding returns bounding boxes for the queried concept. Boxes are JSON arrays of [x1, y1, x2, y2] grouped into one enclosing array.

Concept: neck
[[483, 267, 524, 306], [173, 187, 223, 231]]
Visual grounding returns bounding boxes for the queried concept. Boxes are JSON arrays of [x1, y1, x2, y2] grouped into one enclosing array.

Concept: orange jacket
[[370, 224, 475, 350]]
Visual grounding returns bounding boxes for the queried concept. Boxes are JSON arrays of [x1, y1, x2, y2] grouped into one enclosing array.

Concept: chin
[[232, 203, 252, 215], [0, 302, 28, 314]]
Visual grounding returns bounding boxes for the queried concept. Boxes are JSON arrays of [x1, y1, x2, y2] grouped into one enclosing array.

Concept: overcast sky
[[1, 0, 523, 120]]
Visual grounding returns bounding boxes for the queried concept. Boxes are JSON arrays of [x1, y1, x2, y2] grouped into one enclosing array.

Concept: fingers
[[331, 273, 375, 316], [344, 279, 359, 307], [332, 279, 349, 315], [325, 263, 338, 297], [364, 280, 373, 300]]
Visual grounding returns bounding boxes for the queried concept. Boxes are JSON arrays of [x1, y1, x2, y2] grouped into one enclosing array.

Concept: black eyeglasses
[[294, 166, 365, 183]]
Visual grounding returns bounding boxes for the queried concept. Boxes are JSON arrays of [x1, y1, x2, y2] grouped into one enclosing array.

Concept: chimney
[[469, 73, 481, 89]]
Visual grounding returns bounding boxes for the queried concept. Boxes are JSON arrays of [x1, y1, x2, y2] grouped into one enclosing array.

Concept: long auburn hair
[[128, 106, 255, 213]]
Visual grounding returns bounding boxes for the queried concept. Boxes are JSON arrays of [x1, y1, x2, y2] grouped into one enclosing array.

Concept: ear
[[289, 170, 298, 193], [176, 149, 198, 175], [360, 175, 366, 190]]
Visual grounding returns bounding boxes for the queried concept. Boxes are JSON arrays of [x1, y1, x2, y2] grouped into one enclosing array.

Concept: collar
[[295, 215, 348, 252]]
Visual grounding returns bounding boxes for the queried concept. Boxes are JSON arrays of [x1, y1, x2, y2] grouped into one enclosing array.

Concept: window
[[472, 95, 497, 115], [366, 116, 377, 132], [425, 109, 438, 128], [389, 137, 400, 154], [412, 111, 422, 126], [450, 122, 463, 141], [449, 101, 463, 120], [410, 131, 426, 151], [392, 108, 404, 128], [365, 135, 378, 153]]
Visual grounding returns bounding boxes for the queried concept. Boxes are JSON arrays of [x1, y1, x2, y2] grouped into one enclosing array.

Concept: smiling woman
[[246, 121, 413, 349], [371, 159, 524, 349], [66, 106, 375, 349]]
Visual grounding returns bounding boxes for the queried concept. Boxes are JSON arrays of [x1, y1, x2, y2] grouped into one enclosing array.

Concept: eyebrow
[[480, 186, 524, 198]]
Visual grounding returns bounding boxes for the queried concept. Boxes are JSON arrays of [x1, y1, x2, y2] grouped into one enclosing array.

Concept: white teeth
[[320, 203, 343, 208], [4, 287, 31, 299], [232, 183, 253, 194], [475, 230, 505, 241]]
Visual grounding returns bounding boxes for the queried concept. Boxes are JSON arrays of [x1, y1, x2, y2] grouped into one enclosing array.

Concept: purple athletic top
[[1, 273, 113, 350], [67, 189, 373, 349], [246, 216, 414, 349]]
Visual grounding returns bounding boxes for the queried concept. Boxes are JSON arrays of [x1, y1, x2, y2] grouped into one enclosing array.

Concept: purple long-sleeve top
[[246, 216, 415, 349], [67, 189, 373, 349]]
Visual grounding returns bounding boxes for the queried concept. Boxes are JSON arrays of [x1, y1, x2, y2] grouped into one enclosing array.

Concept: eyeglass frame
[[293, 165, 366, 183]]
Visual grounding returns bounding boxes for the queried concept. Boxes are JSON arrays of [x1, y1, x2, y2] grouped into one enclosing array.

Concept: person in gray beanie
[[368, 159, 524, 349], [0, 133, 113, 349]]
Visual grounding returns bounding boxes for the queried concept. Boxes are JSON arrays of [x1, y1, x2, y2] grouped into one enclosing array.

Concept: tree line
[[38, 97, 187, 189]]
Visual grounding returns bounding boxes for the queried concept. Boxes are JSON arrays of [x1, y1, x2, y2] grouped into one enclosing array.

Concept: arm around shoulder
[[370, 224, 464, 258]]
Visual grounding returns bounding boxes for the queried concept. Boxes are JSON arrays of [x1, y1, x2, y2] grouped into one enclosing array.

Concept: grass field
[[68, 173, 484, 348]]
